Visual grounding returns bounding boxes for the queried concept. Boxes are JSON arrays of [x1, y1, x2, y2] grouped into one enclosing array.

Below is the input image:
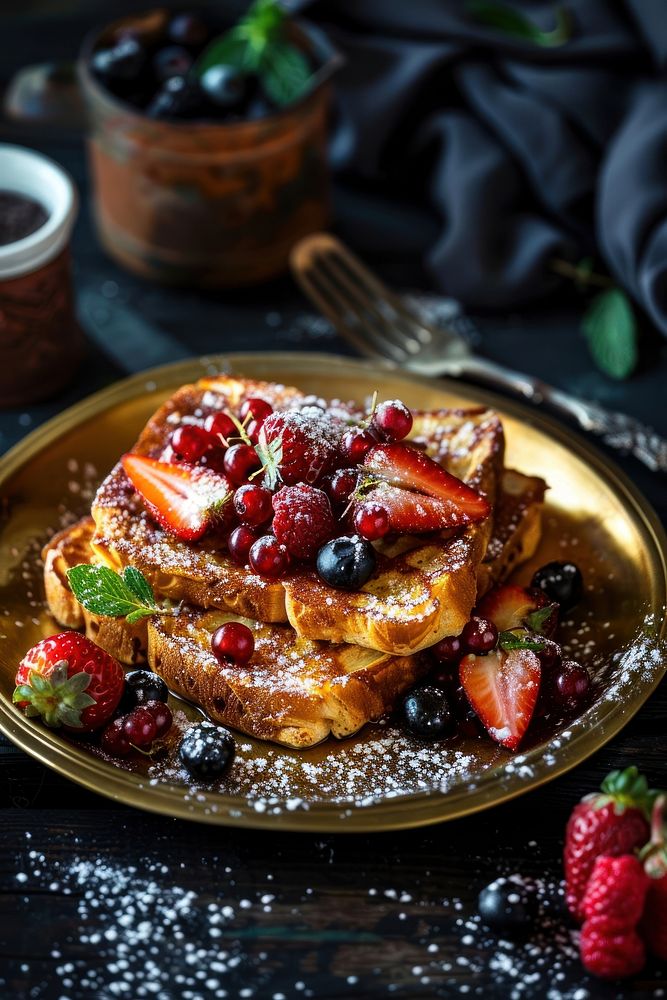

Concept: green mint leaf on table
[[525, 604, 557, 636], [467, 1, 571, 47], [261, 41, 311, 105], [581, 287, 638, 380], [67, 564, 164, 622], [498, 630, 545, 653]]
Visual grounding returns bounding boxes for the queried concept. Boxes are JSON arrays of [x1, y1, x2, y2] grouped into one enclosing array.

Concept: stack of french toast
[[42, 375, 546, 749]]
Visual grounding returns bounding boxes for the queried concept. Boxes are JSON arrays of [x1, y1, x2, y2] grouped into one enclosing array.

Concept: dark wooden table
[[2, 6, 667, 999]]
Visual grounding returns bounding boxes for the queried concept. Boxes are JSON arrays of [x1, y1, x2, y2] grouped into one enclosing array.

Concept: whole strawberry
[[272, 484, 336, 561], [259, 407, 343, 487], [564, 767, 654, 921], [579, 855, 648, 978], [13, 631, 125, 732], [580, 917, 645, 979], [640, 795, 667, 961]]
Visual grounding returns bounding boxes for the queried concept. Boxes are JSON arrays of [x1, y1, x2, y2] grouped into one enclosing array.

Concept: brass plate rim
[[0, 351, 665, 832]]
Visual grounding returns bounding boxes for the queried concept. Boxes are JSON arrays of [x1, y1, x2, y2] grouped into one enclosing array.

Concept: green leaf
[[581, 288, 638, 380], [195, 31, 259, 78], [467, 1, 572, 47], [123, 566, 157, 608], [498, 629, 545, 653], [13, 685, 33, 703], [67, 564, 163, 622], [525, 604, 558, 636], [260, 41, 312, 106], [126, 608, 159, 625]]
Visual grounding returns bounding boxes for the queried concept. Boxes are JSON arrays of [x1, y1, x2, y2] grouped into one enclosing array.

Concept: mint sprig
[[195, 0, 312, 107], [498, 629, 545, 653], [67, 564, 168, 624], [467, 1, 572, 48], [525, 603, 558, 636], [582, 287, 638, 381]]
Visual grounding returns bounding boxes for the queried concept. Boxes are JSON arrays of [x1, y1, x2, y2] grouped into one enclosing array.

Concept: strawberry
[[476, 584, 558, 637], [13, 631, 125, 732], [358, 482, 470, 535], [272, 484, 336, 561], [121, 453, 233, 542], [458, 647, 541, 750], [259, 407, 343, 486], [640, 795, 667, 960], [563, 767, 654, 922], [580, 917, 645, 979], [579, 855, 649, 979]]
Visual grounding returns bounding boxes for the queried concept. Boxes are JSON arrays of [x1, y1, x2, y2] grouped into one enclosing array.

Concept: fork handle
[[439, 355, 667, 473]]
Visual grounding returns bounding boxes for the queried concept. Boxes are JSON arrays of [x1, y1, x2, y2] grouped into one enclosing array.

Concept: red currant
[[143, 699, 173, 738], [227, 524, 258, 565], [372, 399, 413, 442], [327, 468, 359, 505], [240, 397, 273, 424], [204, 412, 236, 443], [433, 634, 463, 664], [553, 660, 591, 710], [537, 638, 562, 673], [123, 707, 157, 748], [340, 428, 376, 464], [223, 443, 261, 485], [211, 621, 255, 665], [100, 717, 132, 757], [233, 484, 272, 526], [249, 535, 290, 578], [170, 424, 213, 463], [461, 617, 498, 655], [353, 502, 389, 540], [246, 419, 262, 444]]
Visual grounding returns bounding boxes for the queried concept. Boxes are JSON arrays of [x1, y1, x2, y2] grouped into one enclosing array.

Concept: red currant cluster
[[99, 669, 174, 758]]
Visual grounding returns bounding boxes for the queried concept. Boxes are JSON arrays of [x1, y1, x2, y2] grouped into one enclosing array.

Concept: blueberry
[[316, 535, 376, 590], [478, 878, 538, 932], [245, 91, 276, 121], [147, 76, 203, 119], [153, 45, 193, 82], [179, 722, 236, 780], [531, 561, 583, 611], [168, 13, 210, 48], [200, 65, 249, 111], [121, 669, 168, 711], [400, 685, 457, 740], [91, 37, 146, 84]]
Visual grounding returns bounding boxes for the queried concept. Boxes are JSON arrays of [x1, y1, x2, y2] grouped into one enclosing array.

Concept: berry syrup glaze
[[4, 388, 666, 819]]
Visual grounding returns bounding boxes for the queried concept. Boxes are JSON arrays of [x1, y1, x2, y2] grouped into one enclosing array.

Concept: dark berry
[[272, 484, 336, 561], [227, 524, 258, 565], [211, 621, 255, 665], [353, 502, 389, 541], [123, 707, 157, 748], [92, 37, 146, 84], [121, 669, 169, 711], [531, 561, 583, 611], [433, 634, 463, 664], [204, 412, 236, 443], [341, 428, 375, 464], [372, 399, 413, 442], [478, 878, 538, 931], [400, 685, 457, 740], [223, 443, 261, 485], [239, 397, 273, 424], [100, 717, 132, 757], [168, 13, 210, 48], [537, 637, 562, 673], [327, 468, 359, 505], [552, 660, 591, 711], [153, 45, 192, 81], [179, 721, 235, 779], [249, 535, 290, 578], [245, 92, 275, 120], [147, 75, 203, 120], [143, 700, 173, 738], [233, 484, 272, 527], [461, 617, 498, 655], [171, 424, 212, 463], [316, 535, 376, 590], [201, 65, 248, 110]]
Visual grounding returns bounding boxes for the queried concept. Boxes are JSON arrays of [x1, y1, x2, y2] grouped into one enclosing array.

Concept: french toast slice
[[91, 377, 504, 654]]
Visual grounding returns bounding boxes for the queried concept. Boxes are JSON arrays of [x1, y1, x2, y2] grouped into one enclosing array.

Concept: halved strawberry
[[476, 584, 558, 637], [359, 483, 468, 534], [121, 453, 232, 542], [459, 647, 541, 750]]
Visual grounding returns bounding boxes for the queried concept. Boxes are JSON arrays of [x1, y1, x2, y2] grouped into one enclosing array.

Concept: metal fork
[[290, 233, 667, 473]]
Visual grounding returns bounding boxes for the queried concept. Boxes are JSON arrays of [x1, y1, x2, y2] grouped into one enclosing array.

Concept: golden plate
[[0, 353, 665, 831]]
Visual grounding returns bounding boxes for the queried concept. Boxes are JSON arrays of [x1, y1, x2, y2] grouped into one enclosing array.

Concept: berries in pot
[[239, 397, 273, 425], [478, 878, 538, 931], [372, 399, 413, 442], [147, 75, 203, 120], [168, 12, 210, 47], [227, 524, 258, 566], [353, 502, 390, 541], [233, 484, 273, 527], [433, 634, 463, 664], [91, 37, 146, 85], [170, 424, 212, 463], [340, 428, 375, 464], [249, 535, 290, 578], [327, 468, 359, 506], [211, 621, 255, 666], [123, 706, 157, 748], [204, 412, 236, 443], [461, 617, 498, 655], [400, 685, 457, 740], [551, 660, 591, 711], [223, 443, 261, 485], [153, 45, 192, 81], [121, 669, 168, 711], [143, 700, 173, 738], [179, 721, 235, 779], [316, 535, 376, 590], [531, 561, 583, 611]]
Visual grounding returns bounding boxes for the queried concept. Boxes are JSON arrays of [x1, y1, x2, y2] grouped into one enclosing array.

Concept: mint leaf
[[261, 42, 311, 106], [467, 1, 571, 47], [498, 629, 545, 653], [67, 564, 164, 622], [195, 32, 258, 78], [582, 287, 638, 380], [525, 604, 558, 636]]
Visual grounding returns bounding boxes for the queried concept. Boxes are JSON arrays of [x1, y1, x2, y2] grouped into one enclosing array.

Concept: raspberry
[[582, 855, 648, 927], [580, 918, 645, 979], [261, 407, 343, 486], [272, 484, 336, 561]]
